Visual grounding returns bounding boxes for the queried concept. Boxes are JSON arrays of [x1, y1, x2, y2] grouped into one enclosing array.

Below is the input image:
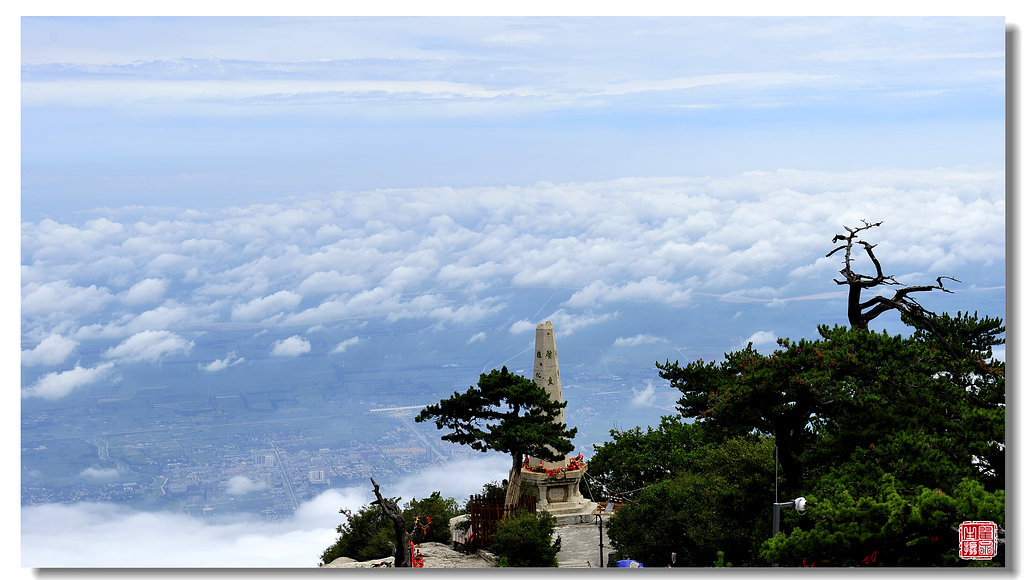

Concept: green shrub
[[406, 491, 461, 545], [490, 509, 560, 567], [319, 490, 462, 566], [319, 503, 396, 565]]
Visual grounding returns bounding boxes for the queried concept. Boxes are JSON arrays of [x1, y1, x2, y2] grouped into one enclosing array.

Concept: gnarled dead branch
[[370, 477, 411, 567], [827, 220, 958, 331]]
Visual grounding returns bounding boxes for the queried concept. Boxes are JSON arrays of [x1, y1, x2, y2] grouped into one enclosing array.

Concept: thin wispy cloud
[[331, 336, 363, 353], [81, 467, 120, 482], [614, 334, 668, 348], [21, 18, 1002, 115], [200, 353, 245, 372], [21, 18, 1004, 217]]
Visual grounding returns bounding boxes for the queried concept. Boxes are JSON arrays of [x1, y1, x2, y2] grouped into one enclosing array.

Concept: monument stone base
[[521, 466, 597, 521]]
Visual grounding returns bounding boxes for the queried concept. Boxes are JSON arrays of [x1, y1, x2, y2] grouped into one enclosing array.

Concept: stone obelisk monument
[[529, 320, 567, 470], [521, 321, 596, 519]]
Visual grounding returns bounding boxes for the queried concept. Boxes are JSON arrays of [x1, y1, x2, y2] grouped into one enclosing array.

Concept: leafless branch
[[827, 221, 958, 331]]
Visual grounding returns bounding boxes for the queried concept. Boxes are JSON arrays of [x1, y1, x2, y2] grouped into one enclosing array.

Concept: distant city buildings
[[22, 365, 661, 519]]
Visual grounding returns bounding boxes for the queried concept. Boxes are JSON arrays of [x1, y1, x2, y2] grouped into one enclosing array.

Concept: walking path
[[554, 521, 607, 568]]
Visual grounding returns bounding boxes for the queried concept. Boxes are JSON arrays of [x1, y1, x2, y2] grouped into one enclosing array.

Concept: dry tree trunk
[[502, 452, 524, 518], [370, 477, 410, 567]]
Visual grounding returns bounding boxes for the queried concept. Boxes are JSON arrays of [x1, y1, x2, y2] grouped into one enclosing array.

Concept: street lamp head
[[794, 497, 807, 514]]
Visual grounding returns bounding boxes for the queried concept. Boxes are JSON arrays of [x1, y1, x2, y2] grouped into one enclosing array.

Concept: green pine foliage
[[415, 366, 576, 460], [586, 415, 710, 501], [604, 432, 775, 567], [415, 366, 577, 508], [761, 475, 1004, 567], [593, 311, 1004, 567]]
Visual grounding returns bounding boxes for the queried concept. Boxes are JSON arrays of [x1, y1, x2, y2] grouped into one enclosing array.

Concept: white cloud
[[280, 287, 403, 327], [200, 353, 245, 372], [331, 337, 362, 353], [21, 334, 79, 366], [390, 453, 511, 503], [546, 309, 619, 337], [22, 280, 113, 318], [744, 330, 779, 351], [992, 346, 1005, 363], [426, 298, 506, 325], [384, 263, 436, 290], [271, 335, 311, 357], [103, 330, 193, 363], [232, 290, 302, 322], [23, 362, 115, 400], [124, 302, 195, 333], [20, 501, 338, 568], [81, 467, 120, 482], [566, 277, 693, 309], [600, 72, 836, 97], [19, 168, 1005, 383], [509, 319, 536, 334], [297, 271, 364, 296], [122, 277, 168, 305], [613, 334, 667, 348], [225, 476, 268, 495], [467, 332, 487, 344], [630, 380, 657, 407]]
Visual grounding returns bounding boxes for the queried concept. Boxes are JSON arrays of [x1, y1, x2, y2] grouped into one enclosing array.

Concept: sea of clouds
[[21, 168, 1005, 401]]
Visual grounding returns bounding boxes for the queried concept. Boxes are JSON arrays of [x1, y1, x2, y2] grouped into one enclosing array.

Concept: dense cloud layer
[[21, 454, 510, 567], [21, 169, 1005, 399]]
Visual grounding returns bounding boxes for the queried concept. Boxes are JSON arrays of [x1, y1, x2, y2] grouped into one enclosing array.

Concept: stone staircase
[[546, 498, 598, 523]]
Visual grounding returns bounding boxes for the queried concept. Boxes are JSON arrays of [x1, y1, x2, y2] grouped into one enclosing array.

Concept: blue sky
[[16, 14, 1009, 569], [21, 16, 1005, 218]]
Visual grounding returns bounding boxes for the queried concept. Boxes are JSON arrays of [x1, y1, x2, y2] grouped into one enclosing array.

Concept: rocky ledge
[[323, 542, 496, 568]]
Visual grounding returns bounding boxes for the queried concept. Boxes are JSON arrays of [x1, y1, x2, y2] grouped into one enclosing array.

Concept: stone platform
[[521, 467, 597, 520]]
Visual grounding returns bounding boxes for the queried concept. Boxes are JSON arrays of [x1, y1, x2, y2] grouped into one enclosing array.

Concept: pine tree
[[415, 366, 576, 513]]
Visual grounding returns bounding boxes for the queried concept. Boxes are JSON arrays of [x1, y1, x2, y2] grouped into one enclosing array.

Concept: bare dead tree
[[827, 220, 959, 331], [370, 477, 411, 567]]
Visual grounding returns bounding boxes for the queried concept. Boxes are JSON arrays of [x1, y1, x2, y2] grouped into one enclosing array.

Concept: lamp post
[[771, 497, 806, 567], [596, 493, 623, 567]]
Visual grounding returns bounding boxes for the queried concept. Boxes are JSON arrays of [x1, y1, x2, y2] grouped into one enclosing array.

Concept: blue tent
[[616, 560, 644, 568]]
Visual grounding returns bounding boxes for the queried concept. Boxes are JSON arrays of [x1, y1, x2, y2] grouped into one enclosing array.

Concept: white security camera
[[794, 497, 807, 514]]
